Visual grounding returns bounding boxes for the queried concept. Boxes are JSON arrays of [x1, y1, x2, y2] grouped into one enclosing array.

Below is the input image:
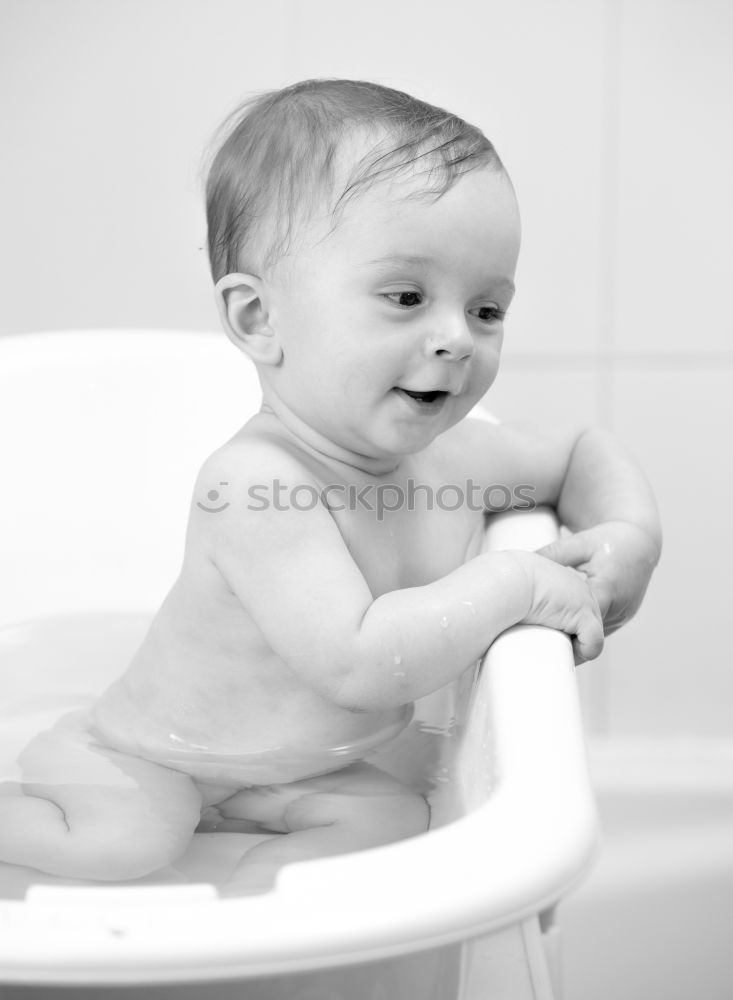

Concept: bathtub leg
[[458, 916, 558, 999], [522, 913, 559, 999], [538, 905, 562, 997]]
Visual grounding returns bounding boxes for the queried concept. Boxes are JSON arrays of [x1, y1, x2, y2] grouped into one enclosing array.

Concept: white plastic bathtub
[[0, 330, 602, 999]]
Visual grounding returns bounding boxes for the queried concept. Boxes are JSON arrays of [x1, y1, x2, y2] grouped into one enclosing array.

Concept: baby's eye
[[382, 291, 424, 309], [473, 305, 506, 324]]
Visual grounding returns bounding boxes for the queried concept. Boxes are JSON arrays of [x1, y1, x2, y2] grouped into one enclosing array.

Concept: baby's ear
[[214, 273, 283, 366]]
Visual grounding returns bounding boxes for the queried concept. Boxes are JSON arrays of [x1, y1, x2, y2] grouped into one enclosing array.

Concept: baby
[[1, 79, 661, 893]]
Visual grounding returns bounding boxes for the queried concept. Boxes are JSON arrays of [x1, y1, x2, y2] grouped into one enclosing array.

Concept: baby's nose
[[425, 322, 474, 361]]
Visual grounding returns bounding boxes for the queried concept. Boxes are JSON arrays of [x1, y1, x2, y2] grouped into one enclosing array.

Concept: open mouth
[[400, 389, 446, 403], [394, 387, 450, 411]]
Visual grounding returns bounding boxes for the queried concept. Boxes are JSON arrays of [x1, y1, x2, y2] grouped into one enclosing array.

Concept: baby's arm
[[341, 548, 602, 706], [552, 427, 661, 546], [537, 427, 662, 633], [467, 420, 661, 634], [443, 418, 661, 639], [203, 444, 603, 713]]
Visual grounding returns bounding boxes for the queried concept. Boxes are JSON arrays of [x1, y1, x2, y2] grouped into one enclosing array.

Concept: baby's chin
[[294, 399, 473, 470], [365, 419, 466, 462]]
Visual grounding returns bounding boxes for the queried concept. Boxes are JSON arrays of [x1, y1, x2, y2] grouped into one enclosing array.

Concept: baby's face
[[263, 166, 521, 466]]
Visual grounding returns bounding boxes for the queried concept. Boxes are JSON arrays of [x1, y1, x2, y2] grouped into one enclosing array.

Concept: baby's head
[[205, 78, 506, 285], [204, 79, 521, 465]]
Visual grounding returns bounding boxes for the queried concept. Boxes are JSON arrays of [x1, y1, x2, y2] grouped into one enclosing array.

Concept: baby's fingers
[[570, 586, 605, 665], [572, 607, 605, 665], [536, 532, 593, 570]]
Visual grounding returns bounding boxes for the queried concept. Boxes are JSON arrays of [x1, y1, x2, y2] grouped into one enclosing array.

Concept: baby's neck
[[257, 399, 403, 479]]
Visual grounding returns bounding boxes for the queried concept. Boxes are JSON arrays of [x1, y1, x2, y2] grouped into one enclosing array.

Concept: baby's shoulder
[[193, 421, 316, 510]]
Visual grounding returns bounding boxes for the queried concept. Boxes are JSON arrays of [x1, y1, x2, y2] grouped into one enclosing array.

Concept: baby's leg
[[220, 763, 430, 894], [0, 712, 202, 881]]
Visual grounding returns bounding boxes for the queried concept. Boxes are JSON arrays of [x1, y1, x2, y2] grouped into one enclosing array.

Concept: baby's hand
[[536, 521, 661, 636], [510, 550, 605, 664]]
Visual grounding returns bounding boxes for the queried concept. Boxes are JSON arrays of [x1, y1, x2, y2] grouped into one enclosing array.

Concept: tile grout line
[[499, 351, 733, 370], [596, 0, 623, 433], [595, 0, 625, 738]]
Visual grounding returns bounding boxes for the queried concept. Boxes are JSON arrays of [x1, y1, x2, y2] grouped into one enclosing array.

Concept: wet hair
[[204, 78, 505, 283]]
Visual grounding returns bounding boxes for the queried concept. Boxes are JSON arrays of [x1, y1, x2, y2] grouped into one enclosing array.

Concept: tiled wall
[[1, 0, 730, 737], [486, 0, 733, 737]]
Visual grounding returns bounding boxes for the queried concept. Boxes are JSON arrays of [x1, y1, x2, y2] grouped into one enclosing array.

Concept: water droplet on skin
[[460, 601, 476, 616], [440, 617, 449, 629], [394, 654, 402, 665]]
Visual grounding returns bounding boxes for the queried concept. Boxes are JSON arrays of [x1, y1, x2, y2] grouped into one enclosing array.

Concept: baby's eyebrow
[[357, 254, 435, 269], [357, 254, 516, 294]]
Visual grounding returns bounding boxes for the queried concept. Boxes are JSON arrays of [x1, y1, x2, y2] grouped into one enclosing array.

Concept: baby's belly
[[89, 693, 413, 787]]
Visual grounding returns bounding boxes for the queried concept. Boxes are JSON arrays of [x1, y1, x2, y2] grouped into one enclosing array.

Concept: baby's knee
[[66, 786, 201, 881]]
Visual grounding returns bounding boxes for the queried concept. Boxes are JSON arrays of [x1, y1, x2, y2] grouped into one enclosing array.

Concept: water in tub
[[0, 613, 472, 897]]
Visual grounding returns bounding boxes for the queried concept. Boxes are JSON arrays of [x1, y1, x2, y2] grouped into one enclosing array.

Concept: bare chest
[[328, 481, 486, 597]]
